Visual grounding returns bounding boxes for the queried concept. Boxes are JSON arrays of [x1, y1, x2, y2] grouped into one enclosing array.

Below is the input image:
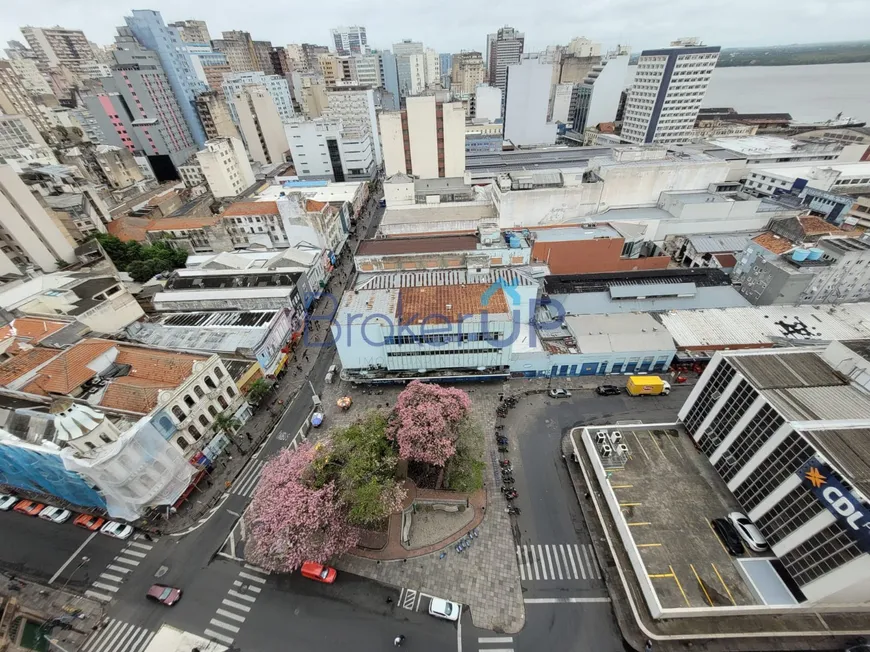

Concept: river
[[627, 62, 870, 124]]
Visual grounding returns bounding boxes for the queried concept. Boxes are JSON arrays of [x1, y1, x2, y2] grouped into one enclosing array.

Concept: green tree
[[443, 417, 485, 492], [212, 413, 243, 454], [245, 378, 273, 405]]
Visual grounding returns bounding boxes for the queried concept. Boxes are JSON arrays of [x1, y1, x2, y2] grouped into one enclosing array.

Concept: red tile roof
[[397, 284, 509, 325], [752, 232, 794, 255], [305, 199, 327, 212], [99, 378, 172, 414], [114, 347, 205, 385], [146, 216, 219, 232], [223, 201, 279, 217], [107, 215, 151, 242], [798, 215, 849, 237], [0, 348, 58, 386], [0, 318, 68, 352], [28, 340, 117, 395]]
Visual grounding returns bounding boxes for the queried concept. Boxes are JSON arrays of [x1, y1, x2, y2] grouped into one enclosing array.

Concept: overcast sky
[[2, 0, 868, 54]]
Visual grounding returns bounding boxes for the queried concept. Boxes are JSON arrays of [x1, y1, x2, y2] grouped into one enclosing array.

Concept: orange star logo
[[805, 466, 826, 488]]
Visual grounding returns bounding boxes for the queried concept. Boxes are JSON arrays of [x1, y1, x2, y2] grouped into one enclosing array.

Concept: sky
[[2, 0, 869, 55]]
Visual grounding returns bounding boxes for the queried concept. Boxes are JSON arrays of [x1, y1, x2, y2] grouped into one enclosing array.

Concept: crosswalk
[[515, 543, 601, 582], [203, 564, 268, 646], [232, 459, 265, 498], [85, 536, 155, 603], [81, 618, 155, 652], [479, 635, 514, 652]]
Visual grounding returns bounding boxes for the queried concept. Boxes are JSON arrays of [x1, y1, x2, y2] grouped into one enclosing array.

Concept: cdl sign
[[798, 457, 870, 553]]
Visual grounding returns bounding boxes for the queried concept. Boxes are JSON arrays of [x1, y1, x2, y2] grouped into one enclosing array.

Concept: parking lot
[[582, 423, 761, 610]]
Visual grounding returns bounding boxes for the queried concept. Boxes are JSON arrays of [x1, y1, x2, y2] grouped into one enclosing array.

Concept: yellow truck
[[626, 376, 671, 396]]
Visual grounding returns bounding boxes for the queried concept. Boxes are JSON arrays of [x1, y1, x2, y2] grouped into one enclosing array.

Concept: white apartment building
[[196, 137, 255, 199], [324, 87, 382, 166], [0, 114, 55, 168], [503, 54, 557, 147], [742, 162, 870, 198], [475, 85, 502, 122], [571, 46, 631, 132], [551, 83, 574, 123], [331, 26, 367, 55], [406, 53, 427, 96], [284, 119, 375, 181], [424, 48, 441, 88], [353, 53, 382, 87], [0, 165, 77, 274], [222, 71, 295, 125], [231, 85, 290, 166], [622, 39, 720, 144]]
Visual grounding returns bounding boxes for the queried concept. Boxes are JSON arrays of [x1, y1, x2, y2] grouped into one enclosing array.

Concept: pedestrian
[[385, 596, 393, 604], [393, 635, 405, 647], [644, 639, 653, 652]]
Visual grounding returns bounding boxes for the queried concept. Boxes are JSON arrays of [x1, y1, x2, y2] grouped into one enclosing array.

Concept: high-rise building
[[169, 20, 211, 44], [20, 26, 94, 75], [571, 46, 630, 132], [503, 54, 557, 147], [377, 51, 400, 111], [330, 26, 367, 56], [565, 37, 601, 58], [195, 90, 241, 141], [424, 49, 441, 88], [352, 53, 382, 88], [196, 137, 255, 198], [474, 85, 502, 122], [184, 43, 231, 92], [212, 31, 275, 74], [7, 57, 54, 97], [231, 85, 289, 166], [124, 10, 208, 147], [451, 51, 486, 96], [324, 87, 382, 165], [487, 26, 524, 107], [222, 72, 295, 125], [286, 43, 331, 73], [0, 165, 77, 274], [270, 47, 293, 77], [379, 96, 465, 179], [621, 38, 720, 145], [0, 114, 55, 166], [439, 53, 453, 89], [291, 72, 328, 118], [0, 61, 53, 134], [285, 118, 375, 181], [393, 40, 425, 99]]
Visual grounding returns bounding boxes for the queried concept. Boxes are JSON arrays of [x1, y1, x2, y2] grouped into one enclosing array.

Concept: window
[[214, 367, 224, 380], [218, 395, 228, 409], [188, 425, 202, 441], [684, 362, 735, 436], [715, 404, 784, 481], [85, 441, 96, 450], [208, 405, 218, 417], [204, 375, 216, 390], [183, 394, 195, 408], [199, 415, 209, 427], [733, 432, 812, 512], [781, 522, 862, 587], [227, 386, 236, 398], [194, 385, 204, 398], [171, 405, 187, 422], [177, 436, 189, 451], [756, 484, 825, 546]]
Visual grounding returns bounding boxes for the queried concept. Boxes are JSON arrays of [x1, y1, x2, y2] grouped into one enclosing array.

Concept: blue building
[[439, 53, 453, 89], [379, 51, 400, 111], [125, 10, 208, 147]]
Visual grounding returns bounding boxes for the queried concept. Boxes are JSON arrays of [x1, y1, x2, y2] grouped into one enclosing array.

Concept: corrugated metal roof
[[767, 385, 870, 421], [609, 283, 697, 299], [553, 286, 749, 315], [802, 428, 870, 498], [730, 352, 845, 390], [356, 268, 537, 290], [687, 233, 756, 253]]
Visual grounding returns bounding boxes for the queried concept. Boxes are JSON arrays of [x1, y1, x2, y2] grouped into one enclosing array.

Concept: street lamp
[[60, 556, 90, 591]]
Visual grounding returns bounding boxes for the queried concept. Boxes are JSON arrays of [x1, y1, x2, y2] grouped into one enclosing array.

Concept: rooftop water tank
[[792, 248, 810, 262], [807, 248, 824, 261], [509, 236, 521, 249]]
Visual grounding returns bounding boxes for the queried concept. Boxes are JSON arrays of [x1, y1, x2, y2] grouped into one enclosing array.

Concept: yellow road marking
[[610, 484, 633, 489], [690, 563, 713, 607], [619, 502, 642, 507], [627, 522, 651, 526], [647, 572, 674, 578], [706, 519, 730, 556], [670, 565, 690, 608], [711, 563, 736, 606], [636, 543, 662, 548], [648, 431, 666, 457]]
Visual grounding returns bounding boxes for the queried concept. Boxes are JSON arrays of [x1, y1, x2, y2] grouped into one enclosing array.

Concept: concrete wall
[[475, 85, 502, 121], [406, 97, 438, 179], [531, 236, 670, 275], [442, 102, 466, 178], [380, 112, 406, 176], [383, 178, 414, 206], [493, 182, 604, 228], [503, 58, 557, 146], [586, 54, 629, 127], [597, 161, 730, 210]]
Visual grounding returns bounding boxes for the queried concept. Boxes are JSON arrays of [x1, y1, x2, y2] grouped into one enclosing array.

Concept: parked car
[[73, 514, 106, 531], [100, 521, 134, 540], [39, 506, 72, 524], [711, 518, 744, 556], [727, 512, 768, 552], [0, 495, 18, 511], [548, 388, 571, 398], [300, 561, 337, 583], [596, 385, 621, 396], [428, 597, 461, 621], [13, 500, 45, 517], [146, 584, 182, 606]]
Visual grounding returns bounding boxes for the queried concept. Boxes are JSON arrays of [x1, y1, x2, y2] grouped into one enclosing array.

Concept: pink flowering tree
[[387, 381, 472, 487], [244, 443, 359, 573]]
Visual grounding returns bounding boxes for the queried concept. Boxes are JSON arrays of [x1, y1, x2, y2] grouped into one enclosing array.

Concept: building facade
[[211, 30, 275, 74], [474, 85, 502, 122], [0, 61, 53, 134], [330, 26, 367, 55], [285, 119, 375, 181], [323, 87, 383, 166], [195, 90, 241, 141], [196, 137, 255, 198], [169, 19, 211, 43], [451, 51, 486, 96], [503, 54, 557, 147], [231, 85, 290, 166], [571, 46, 630, 132], [20, 26, 94, 75], [222, 71, 295, 125], [487, 26, 524, 109]]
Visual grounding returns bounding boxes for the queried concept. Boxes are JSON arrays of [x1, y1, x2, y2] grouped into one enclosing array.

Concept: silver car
[[727, 512, 768, 552]]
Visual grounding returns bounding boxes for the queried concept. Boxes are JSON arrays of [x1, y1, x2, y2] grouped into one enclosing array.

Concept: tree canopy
[[93, 233, 187, 282]]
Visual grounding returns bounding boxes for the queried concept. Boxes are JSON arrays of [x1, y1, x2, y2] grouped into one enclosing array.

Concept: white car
[[548, 389, 572, 398], [428, 597, 461, 621], [727, 512, 768, 552], [100, 521, 134, 540], [39, 506, 71, 524], [0, 494, 18, 511]]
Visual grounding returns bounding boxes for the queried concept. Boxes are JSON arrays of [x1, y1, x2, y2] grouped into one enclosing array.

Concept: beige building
[[379, 96, 465, 179], [212, 30, 274, 74], [318, 54, 344, 85], [0, 61, 53, 134], [232, 85, 289, 166], [0, 114, 55, 166], [196, 137, 255, 199], [195, 90, 240, 141], [451, 51, 486, 95], [20, 26, 95, 75], [169, 19, 211, 43], [8, 57, 54, 96]]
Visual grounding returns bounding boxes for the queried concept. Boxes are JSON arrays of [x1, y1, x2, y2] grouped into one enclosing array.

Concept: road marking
[[558, 545, 570, 581], [457, 605, 462, 652], [92, 582, 118, 592], [125, 628, 150, 652], [216, 608, 246, 622], [707, 519, 730, 556], [82, 618, 121, 651], [84, 589, 113, 602], [91, 621, 128, 651], [524, 597, 611, 603], [631, 431, 651, 461], [227, 589, 256, 602], [221, 599, 251, 612], [574, 544, 586, 580], [690, 563, 713, 607], [401, 588, 417, 610], [670, 565, 691, 608], [106, 564, 130, 573], [609, 484, 633, 489], [516, 546, 525, 581], [210, 619, 240, 634], [565, 544, 578, 579], [581, 544, 594, 579], [99, 573, 123, 582], [665, 432, 685, 460], [243, 563, 268, 574], [121, 549, 147, 558], [544, 545, 555, 579], [479, 637, 513, 643], [523, 545, 534, 581], [552, 545, 563, 580], [238, 571, 266, 584], [619, 502, 642, 507], [233, 580, 261, 593], [528, 546, 539, 580], [627, 522, 651, 526], [636, 543, 662, 548], [127, 541, 152, 551], [648, 573, 675, 578], [112, 623, 141, 652], [536, 545, 548, 580], [115, 556, 139, 566], [711, 563, 736, 606], [204, 629, 235, 645], [49, 531, 98, 584]]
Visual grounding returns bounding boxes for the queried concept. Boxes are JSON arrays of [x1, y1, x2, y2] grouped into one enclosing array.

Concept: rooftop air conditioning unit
[[610, 431, 623, 444], [595, 431, 608, 444], [616, 443, 629, 456], [600, 444, 613, 458]]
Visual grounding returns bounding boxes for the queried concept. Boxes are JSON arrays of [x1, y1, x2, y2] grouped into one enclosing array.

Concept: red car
[[300, 561, 337, 583], [146, 584, 182, 606], [13, 500, 45, 516], [73, 514, 105, 531]]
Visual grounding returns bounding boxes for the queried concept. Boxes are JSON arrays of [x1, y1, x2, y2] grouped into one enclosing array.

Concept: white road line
[[523, 545, 533, 581], [227, 589, 256, 602], [457, 605, 462, 652], [233, 580, 261, 593], [49, 531, 98, 584], [216, 608, 246, 623], [582, 545, 594, 579], [99, 621, 132, 651], [588, 544, 601, 579], [516, 546, 525, 581], [92, 581, 118, 592], [574, 544, 586, 580], [221, 598, 251, 612], [122, 549, 147, 558], [524, 597, 611, 603], [128, 541, 152, 551], [566, 544, 579, 579], [238, 571, 266, 584], [559, 545, 570, 580], [209, 619, 240, 634], [140, 632, 156, 651], [106, 564, 130, 573], [84, 589, 112, 602], [204, 629, 235, 645], [476, 649, 512, 652], [83, 618, 121, 651], [112, 623, 141, 652], [99, 573, 123, 583], [478, 637, 513, 643], [243, 563, 267, 574], [553, 545, 563, 580], [235, 461, 264, 496], [536, 545, 547, 580], [115, 556, 139, 567], [126, 627, 149, 652], [544, 545, 555, 579]]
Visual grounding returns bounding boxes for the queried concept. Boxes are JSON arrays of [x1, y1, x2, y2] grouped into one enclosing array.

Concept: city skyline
[[1, 0, 868, 56]]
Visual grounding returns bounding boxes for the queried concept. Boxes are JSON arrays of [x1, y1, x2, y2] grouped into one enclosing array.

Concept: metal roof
[[356, 268, 538, 290], [552, 286, 748, 315], [802, 428, 870, 498], [609, 283, 697, 299], [686, 233, 757, 254], [564, 313, 675, 354], [545, 268, 731, 294]]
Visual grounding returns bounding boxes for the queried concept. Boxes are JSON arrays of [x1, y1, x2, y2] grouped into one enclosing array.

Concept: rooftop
[[752, 232, 794, 255], [0, 317, 69, 349], [563, 313, 674, 353], [797, 215, 850, 237], [357, 268, 538, 291], [687, 232, 757, 254], [0, 347, 58, 386], [397, 284, 509, 324], [552, 285, 749, 315], [222, 201, 279, 217], [146, 216, 218, 231], [707, 135, 808, 156], [754, 161, 870, 181], [466, 146, 612, 174], [164, 270, 301, 291], [356, 235, 479, 256], [414, 177, 470, 193], [544, 268, 732, 295], [532, 224, 621, 242]]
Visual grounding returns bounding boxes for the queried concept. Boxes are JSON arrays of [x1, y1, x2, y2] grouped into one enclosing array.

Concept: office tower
[[85, 31, 197, 180], [0, 61, 53, 134], [503, 54, 557, 146], [20, 26, 94, 75], [324, 87, 382, 165], [487, 26, 524, 105], [474, 85, 502, 121], [571, 46, 631, 132], [291, 72, 328, 118], [378, 51, 400, 111], [379, 96, 465, 179], [0, 165, 77, 273], [232, 86, 289, 166], [212, 31, 275, 74], [393, 40, 425, 99], [451, 51, 486, 96], [439, 53, 453, 89], [353, 53, 382, 88], [6, 57, 54, 97], [424, 49, 441, 88], [317, 54, 343, 85], [185, 44, 231, 91], [286, 43, 331, 73], [124, 10, 208, 147], [330, 26, 367, 56], [169, 20, 211, 44], [621, 38, 720, 144], [0, 114, 55, 166], [566, 37, 601, 58], [285, 118, 374, 181], [222, 72, 295, 125], [270, 47, 293, 77], [196, 137, 255, 198], [195, 91, 241, 141]]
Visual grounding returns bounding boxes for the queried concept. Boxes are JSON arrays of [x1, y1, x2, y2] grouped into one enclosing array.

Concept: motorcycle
[[502, 478, 515, 486], [503, 492, 518, 501], [498, 459, 512, 467], [498, 446, 508, 453], [505, 506, 521, 515]]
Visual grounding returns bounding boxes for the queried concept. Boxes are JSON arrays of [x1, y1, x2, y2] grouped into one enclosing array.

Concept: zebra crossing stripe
[[545, 545, 555, 579], [537, 545, 547, 580], [516, 546, 525, 581], [553, 545, 563, 580], [559, 545, 570, 580], [524, 545, 535, 580], [581, 545, 593, 578], [565, 544, 578, 579], [574, 544, 586, 579]]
